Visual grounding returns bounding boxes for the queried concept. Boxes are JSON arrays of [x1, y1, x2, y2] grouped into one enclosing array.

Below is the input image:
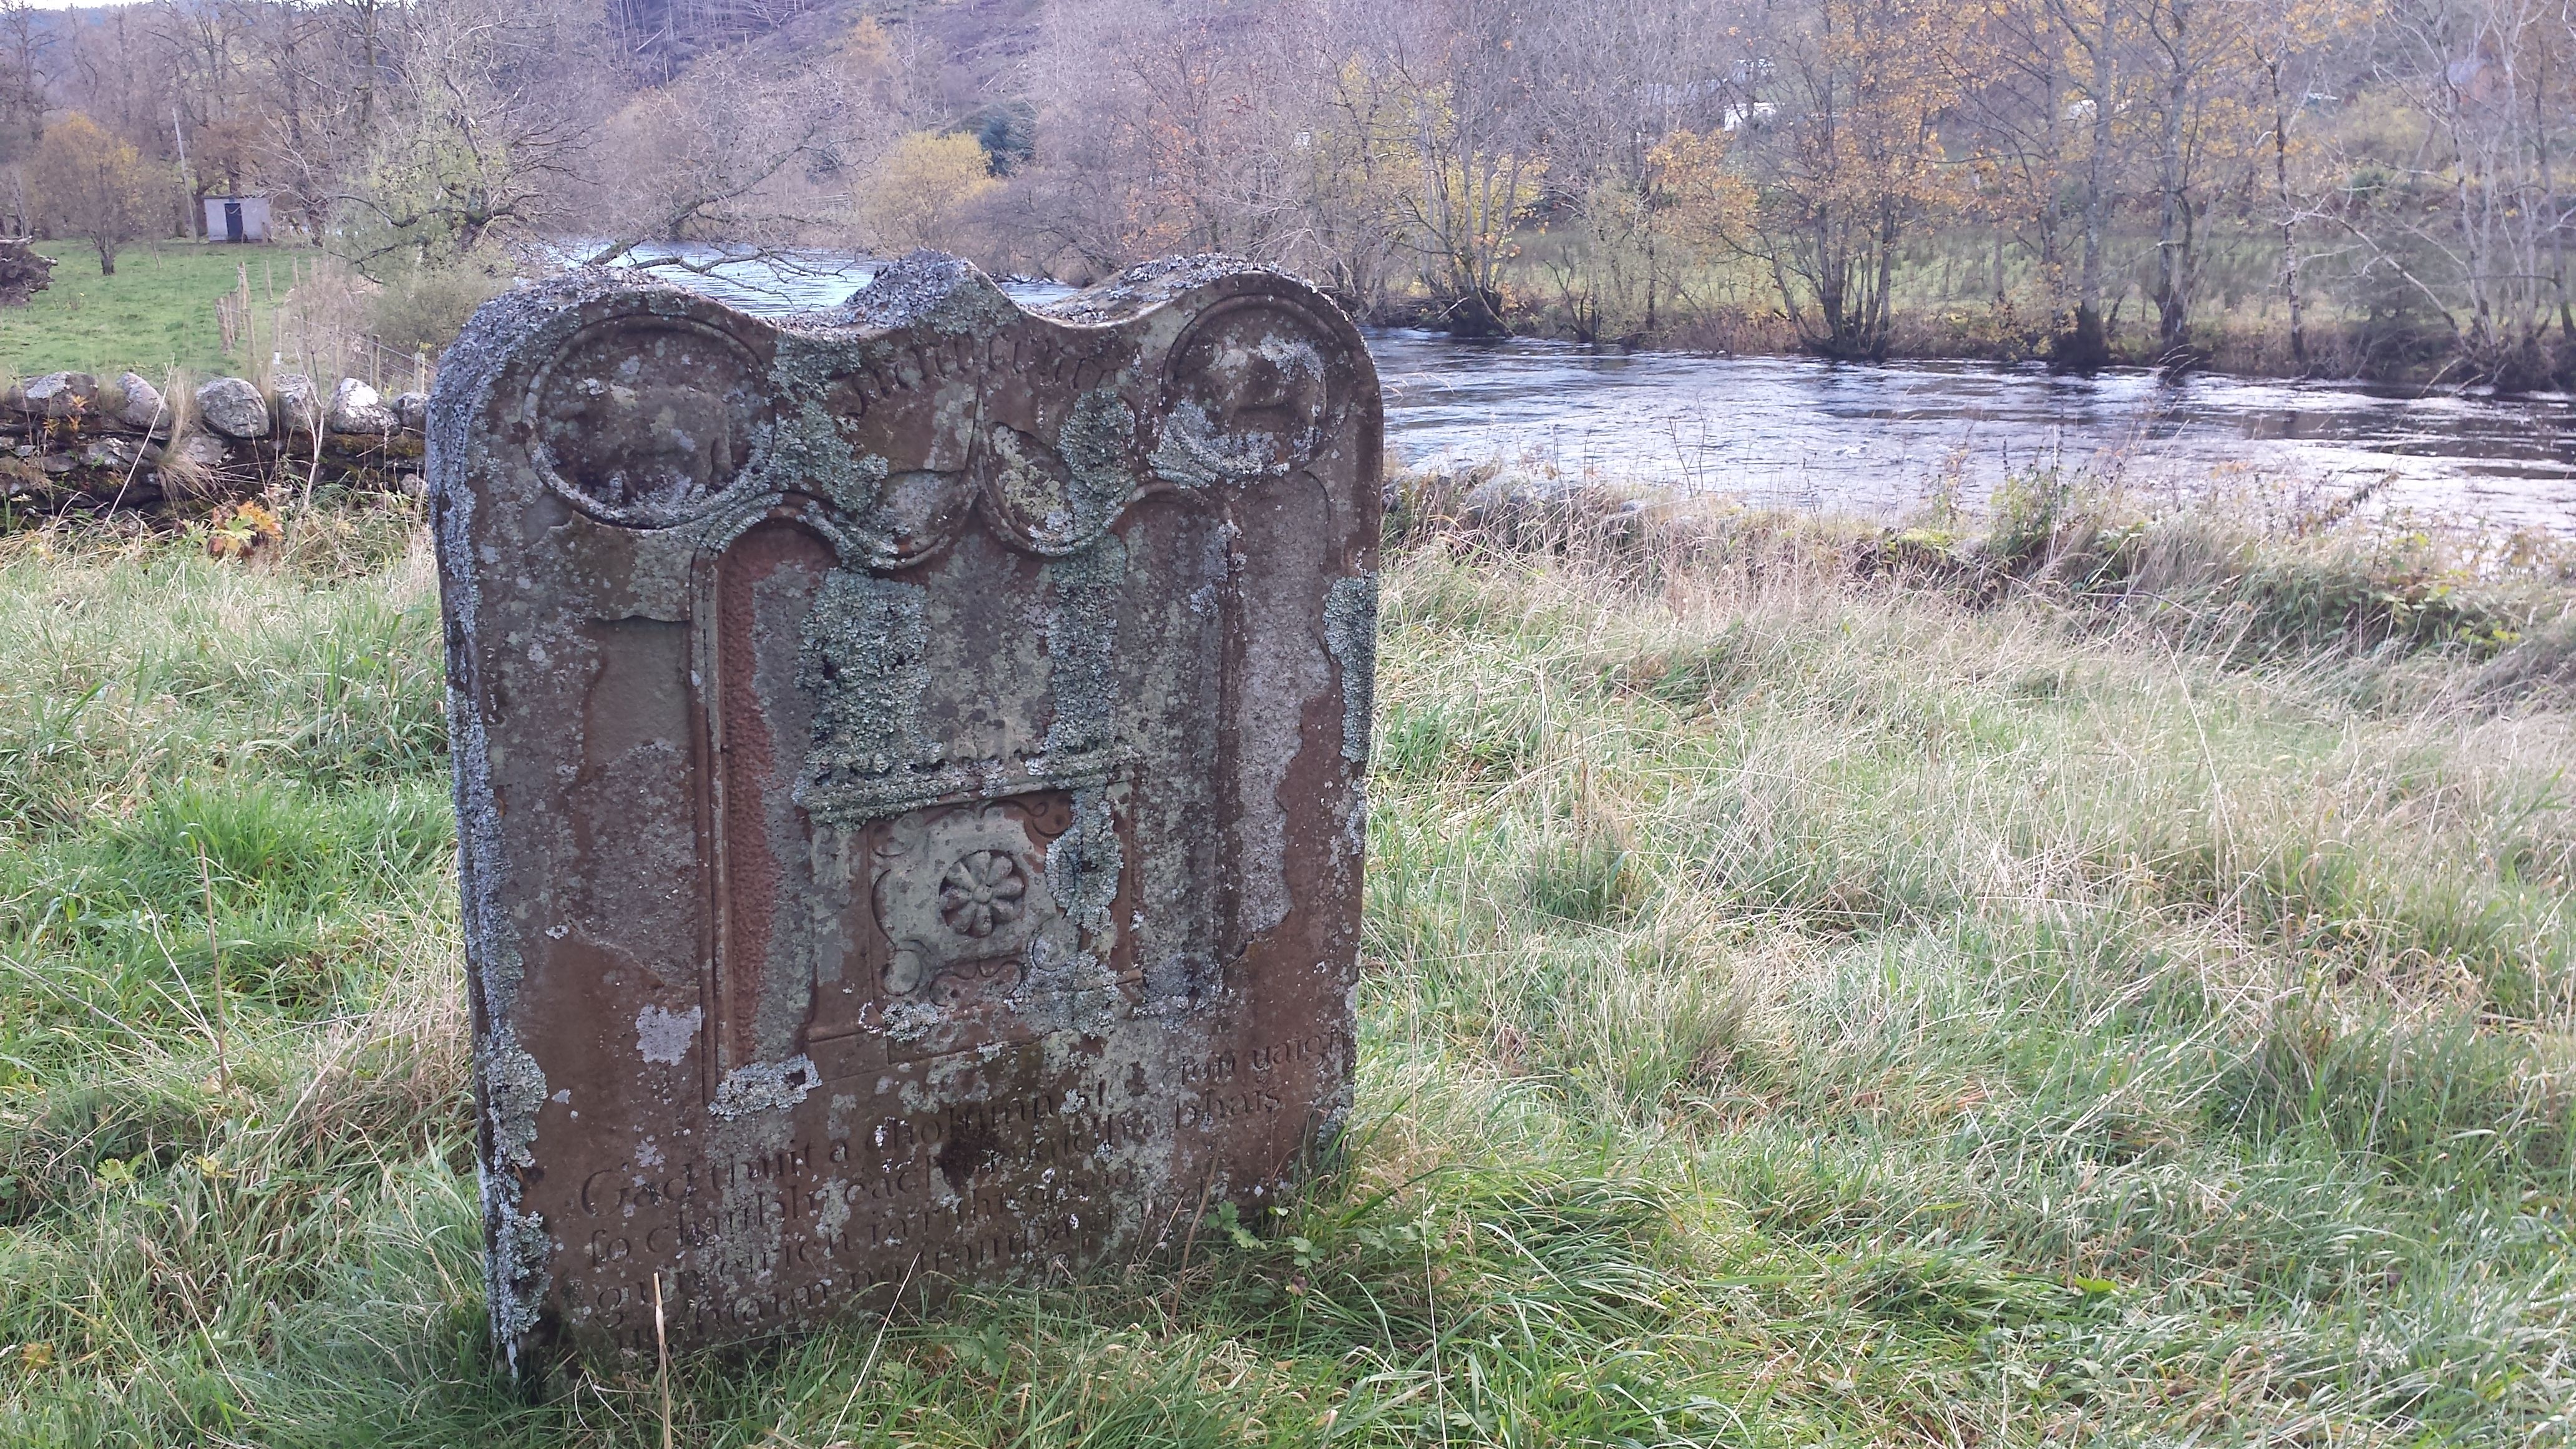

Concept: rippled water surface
[[647, 248, 2576, 529]]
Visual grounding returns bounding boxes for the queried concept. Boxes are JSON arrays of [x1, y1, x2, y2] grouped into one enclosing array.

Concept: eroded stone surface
[[115, 373, 165, 430], [329, 377, 398, 435], [274, 373, 321, 436], [24, 371, 95, 417], [195, 376, 270, 439], [429, 252, 1380, 1370]]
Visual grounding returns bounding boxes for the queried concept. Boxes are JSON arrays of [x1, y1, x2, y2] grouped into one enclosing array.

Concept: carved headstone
[[428, 254, 1380, 1369]]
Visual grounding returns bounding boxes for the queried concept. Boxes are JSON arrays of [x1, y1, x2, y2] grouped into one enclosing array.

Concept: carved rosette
[[873, 803, 1072, 1001]]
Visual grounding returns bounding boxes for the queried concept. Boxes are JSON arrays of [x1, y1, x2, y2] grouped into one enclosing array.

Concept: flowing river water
[[642, 248, 2576, 532]]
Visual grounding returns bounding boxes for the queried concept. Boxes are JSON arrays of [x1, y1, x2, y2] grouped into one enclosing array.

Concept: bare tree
[[1350, 0, 1543, 334], [0, 0, 53, 165], [1018, 0, 1312, 276], [587, 41, 894, 261], [2330, 0, 2575, 385], [1520, 0, 1727, 339], [2039, 0, 2150, 368], [336, 0, 618, 269]]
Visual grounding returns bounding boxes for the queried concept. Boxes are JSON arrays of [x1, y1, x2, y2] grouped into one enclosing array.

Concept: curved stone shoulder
[[428, 251, 1380, 565], [833, 250, 1022, 334], [1035, 255, 1314, 326]]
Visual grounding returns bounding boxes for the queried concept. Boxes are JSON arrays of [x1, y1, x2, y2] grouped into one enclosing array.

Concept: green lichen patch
[[1046, 784, 1124, 943], [1325, 573, 1378, 764], [998, 387, 1139, 552], [710, 1055, 820, 1120], [1144, 401, 1239, 490], [761, 396, 882, 521], [796, 570, 933, 788], [1042, 534, 1126, 759]]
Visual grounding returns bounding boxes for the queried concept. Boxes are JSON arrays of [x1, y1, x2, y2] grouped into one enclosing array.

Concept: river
[[631, 248, 2576, 532]]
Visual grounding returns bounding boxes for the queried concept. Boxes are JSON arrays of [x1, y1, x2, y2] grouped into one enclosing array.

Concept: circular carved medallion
[[973, 386, 1142, 555], [527, 316, 769, 527], [1154, 298, 1340, 485]]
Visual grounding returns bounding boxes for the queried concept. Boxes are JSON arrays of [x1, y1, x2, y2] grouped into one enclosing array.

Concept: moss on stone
[[1042, 533, 1126, 761]]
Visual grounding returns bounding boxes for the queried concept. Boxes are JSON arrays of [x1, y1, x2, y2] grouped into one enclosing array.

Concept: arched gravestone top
[[427, 253, 1380, 1369]]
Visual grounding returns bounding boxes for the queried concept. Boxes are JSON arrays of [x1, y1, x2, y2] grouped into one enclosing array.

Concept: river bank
[[1411, 295, 2440, 389], [612, 248, 2576, 533], [0, 486, 2567, 1442], [6, 242, 2573, 534]]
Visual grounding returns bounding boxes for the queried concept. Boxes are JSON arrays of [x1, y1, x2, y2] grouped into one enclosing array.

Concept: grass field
[[0, 484, 2570, 1445], [0, 242, 321, 382]]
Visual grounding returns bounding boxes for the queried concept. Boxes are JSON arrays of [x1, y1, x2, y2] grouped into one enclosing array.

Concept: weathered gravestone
[[427, 253, 1379, 1370]]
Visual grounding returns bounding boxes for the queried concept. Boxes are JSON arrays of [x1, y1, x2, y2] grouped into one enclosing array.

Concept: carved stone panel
[[428, 254, 1380, 1369]]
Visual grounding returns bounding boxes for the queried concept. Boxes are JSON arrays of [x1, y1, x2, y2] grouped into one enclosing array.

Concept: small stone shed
[[202, 195, 271, 243]]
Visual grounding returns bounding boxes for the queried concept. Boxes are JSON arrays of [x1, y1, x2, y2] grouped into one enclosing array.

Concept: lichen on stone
[[842, 251, 1022, 338], [1012, 924, 1121, 1038], [766, 396, 881, 517], [796, 571, 932, 790], [485, 1204, 552, 1361], [710, 1055, 819, 1119], [1046, 784, 1123, 942], [1039, 253, 1274, 328], [881, 998, 943, 1043], [1040, 532, 1125, 760], [1144, 402, 1244, 490], [1148, 330, 1327, 490], [762, 333, 946, 561], [1055, 387, 1138, 540], [1324, 573, 1378, 764], [482, 1019, 549, 1168], [634, 1003, 702, 1065]]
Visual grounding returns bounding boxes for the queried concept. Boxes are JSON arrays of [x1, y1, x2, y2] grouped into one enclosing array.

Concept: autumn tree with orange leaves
[[1715, 0, 1963, 359], [27, 112, 151, 276]]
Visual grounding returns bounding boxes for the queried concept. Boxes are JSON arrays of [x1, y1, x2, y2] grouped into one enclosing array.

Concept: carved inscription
[[565, 1029, 1334, 1355], [432, 253, 1380, 1370]]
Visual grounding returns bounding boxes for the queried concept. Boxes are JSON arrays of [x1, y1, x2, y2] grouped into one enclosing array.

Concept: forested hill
[[601, 0, 1040, 88], [0, 0, 2567, 386]]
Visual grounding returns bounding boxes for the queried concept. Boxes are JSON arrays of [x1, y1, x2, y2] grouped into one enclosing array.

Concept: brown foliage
[[27, 113, 152, 276]]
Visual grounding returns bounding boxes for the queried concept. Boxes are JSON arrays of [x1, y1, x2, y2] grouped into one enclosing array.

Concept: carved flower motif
[[937, 849, 1026, 938]]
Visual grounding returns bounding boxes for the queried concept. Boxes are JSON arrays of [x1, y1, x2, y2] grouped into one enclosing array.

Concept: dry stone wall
[[0, 369, 426, 515]]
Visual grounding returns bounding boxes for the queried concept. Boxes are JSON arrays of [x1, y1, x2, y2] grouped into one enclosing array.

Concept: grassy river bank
[[0, 481, 2569, 1445]]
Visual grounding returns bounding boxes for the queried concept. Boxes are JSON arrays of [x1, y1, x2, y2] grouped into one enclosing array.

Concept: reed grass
[[0, 481, 2568, 1445]]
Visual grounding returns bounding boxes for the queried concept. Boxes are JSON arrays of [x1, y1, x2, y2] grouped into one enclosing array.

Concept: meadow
[[0, 480, 2568, 1445], [0, 242, 322, 382]]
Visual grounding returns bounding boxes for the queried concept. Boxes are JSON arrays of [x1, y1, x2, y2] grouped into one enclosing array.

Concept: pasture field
[[0, 483, 2569, 1445], [0, 243, 321, 382]]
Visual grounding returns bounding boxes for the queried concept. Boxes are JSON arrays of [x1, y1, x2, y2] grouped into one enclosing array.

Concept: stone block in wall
[[24, 373, 97, 419], [115, 373, 166, 431], [197, 377, 270, 439], [328, 378, 398, 435], [274, 374, 322, 437]]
